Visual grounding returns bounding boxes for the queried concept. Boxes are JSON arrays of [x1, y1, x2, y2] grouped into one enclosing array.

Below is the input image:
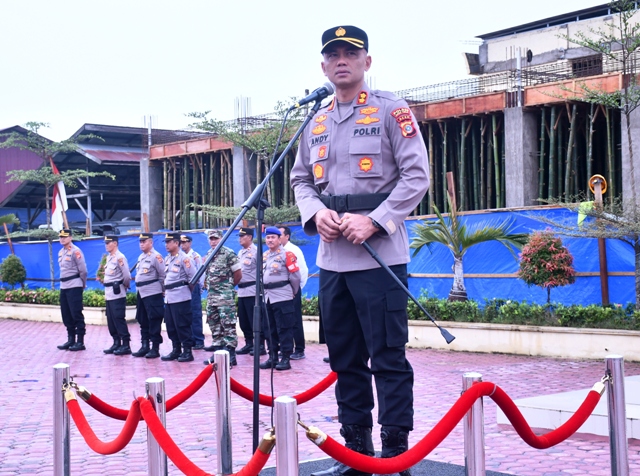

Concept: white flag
[[50, 162, 68, 232]]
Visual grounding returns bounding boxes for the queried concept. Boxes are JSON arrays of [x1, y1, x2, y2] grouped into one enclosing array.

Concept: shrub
[[0, 287, 136, 307], [0, 255, 27, 289], [518, 230, 576, 303]]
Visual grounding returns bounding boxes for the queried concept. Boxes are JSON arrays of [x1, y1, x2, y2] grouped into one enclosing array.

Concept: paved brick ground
[[0, 318, 638, 475]]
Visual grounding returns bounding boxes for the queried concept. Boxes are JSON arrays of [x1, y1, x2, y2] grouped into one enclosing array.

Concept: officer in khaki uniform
[[101, 235, 132, 356], [290, 26, 430, 476], [57, 229, 88, 351], [259, 227, 301, 372], [180, 234, 206, 350], [132, 233, 166, 359], [162, 232, 197, 363]]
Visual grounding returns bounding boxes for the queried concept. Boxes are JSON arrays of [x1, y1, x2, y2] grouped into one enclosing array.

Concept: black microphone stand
[[190, 99, 324, 451]]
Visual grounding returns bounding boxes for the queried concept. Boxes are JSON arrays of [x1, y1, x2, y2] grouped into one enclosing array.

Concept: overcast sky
[[1, 0, 604, 142]]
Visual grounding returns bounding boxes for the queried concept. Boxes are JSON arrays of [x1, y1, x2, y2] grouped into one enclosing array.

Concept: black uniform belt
[[263, 280, 290, 290], [60, 273, 80, 282], [104, 280, 124, 287], [136, 278, 159, 287], [165, 281, 188, 290], [238, 281, 256, 289], [320, 193, 390, 213]]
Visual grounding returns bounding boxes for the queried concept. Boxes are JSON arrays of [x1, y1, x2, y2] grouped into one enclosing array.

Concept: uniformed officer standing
[[235, 227, 265, 356], [180, 234, 206, 350], [101, 235, 132, 356], [290, 26, 430, 476], [259, 227, 301, 372], [202, 229, 242, 366], [162, 232, 197, 362], [56, 229, 88, 351], [278, 225, 309, 360], [132, 233, 166, 359]]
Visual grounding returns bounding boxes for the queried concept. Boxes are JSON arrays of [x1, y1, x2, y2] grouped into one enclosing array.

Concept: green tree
[[0, 122, 114, 227], [410, 195, 528, 301], [518, 230, 576, 303], [0, 255, 27, 289]]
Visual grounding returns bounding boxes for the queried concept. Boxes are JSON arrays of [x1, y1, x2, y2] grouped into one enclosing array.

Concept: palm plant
[[410, 196, 529, 301]]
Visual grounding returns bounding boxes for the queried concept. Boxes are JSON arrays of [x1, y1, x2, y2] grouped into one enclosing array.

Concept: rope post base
[[53, 363, 70, 476], [275, 396, 299, 476], [215, 349, 233, 475], [605, 355, 629, 476], [146, 377, 168, 476], [463, 372, 485, 476]]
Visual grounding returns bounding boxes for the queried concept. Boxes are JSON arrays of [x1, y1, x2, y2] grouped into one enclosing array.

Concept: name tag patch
[[353, 127, 381, 137]]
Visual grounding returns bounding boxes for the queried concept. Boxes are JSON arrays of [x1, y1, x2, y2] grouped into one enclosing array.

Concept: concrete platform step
[[497, 375, 640, 439]]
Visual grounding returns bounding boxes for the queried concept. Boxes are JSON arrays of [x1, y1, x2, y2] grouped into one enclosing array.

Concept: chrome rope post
[[462, 372, 486, 476], [275, 396, 299, 476], [146, 377, 168, 476], [605, 355, 629, 476], [53, 363, 70, 476], [215, 349, 233, 475]]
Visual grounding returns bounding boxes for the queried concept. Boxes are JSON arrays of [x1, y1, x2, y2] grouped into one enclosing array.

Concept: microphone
[[294, 82, 335, 108]]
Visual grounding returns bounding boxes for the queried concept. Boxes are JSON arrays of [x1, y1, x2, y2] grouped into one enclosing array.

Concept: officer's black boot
[[202, 346, 223, 365], [132, 339, 150, 357], [236, 340, 253, 355], [145, 342, 161, 359], [178, 347, 194, 362], [376, 426, 412, 476], [114, 338, 132, 355], [311, 424, 374, 476], [57, 332, 75, 350], [161, 342, 181, 361], [226, 346, 237, 366], [103, 337, 121, 354], [69, 334, 86, 351], [259, 352, 278, 369]]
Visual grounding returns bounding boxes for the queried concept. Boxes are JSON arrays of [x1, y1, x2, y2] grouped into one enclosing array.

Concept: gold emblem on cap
[[335, 27, 346, 37]]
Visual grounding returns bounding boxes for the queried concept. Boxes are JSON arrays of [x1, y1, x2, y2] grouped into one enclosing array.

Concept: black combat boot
[[132, 339, 150, 357], [259, 352, 278, 369], [178, 347, 194, 362], [69, 334, 86, 351], [226, 346, 237, 367], [236, 340, 253, 355], [114, 338, 132, 355], [311, 424, 374, 476], [202, 345, 223, 365], [376, 426, 412, 476], [161, 342, 181, 361], [275, 357, 291, 371], [103, 337, 121, 354], [145, 342, 161, 359], [57, 332, 75, 350], [250, 343, 267, 356]]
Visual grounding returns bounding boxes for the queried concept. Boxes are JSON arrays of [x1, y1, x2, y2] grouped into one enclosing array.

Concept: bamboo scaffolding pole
[[459, 118, 467, 210], [487, 126, 493, 208], [557, 112, 565, 199], [439, 121, 448, 212], [480, 117, 486, 209], [163, 160, 168, 229], [587, 104, 597, 199], [492, 115, 501, 208], [501, 129, 505, 207], [564, 104, 578, 199], [538, 107, 547, 200], [471, 120, 479, 210], [428, 123, 435, 213], [605, 106, 615, 201], [548, 106, 557, 199]]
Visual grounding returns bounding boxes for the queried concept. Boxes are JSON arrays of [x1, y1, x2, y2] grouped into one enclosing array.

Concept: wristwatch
[[370, 218, 383, 230]]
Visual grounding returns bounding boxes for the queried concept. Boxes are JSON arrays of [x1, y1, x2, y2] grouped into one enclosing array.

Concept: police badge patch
[[391, 107, 418, 139]]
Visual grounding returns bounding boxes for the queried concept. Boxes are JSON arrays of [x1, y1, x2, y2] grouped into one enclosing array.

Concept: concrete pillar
[[140, 158, 164, 232], [232, 146, 250, 207], [620, 107, 640, 209], [504, 107, 539, 207]]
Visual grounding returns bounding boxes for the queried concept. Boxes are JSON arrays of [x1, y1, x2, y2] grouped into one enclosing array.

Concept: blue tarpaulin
[[0, 208, 636, 306]]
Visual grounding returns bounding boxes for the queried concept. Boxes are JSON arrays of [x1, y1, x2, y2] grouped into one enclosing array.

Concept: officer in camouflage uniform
[[202, 229, 242, 366], [57, 228, 88, 351]]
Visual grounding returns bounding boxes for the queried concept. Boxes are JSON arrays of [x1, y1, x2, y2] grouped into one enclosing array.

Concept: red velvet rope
[[81, 364, 215, 420], [315, 381, 602, 474], [230, 371, 337, 406], [139, 397, 271, 476], [67, 399, 141, 455]]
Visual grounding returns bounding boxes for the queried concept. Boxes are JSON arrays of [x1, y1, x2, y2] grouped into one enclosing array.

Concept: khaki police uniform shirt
[[164, 250, 196, 304], [135, 248, 166, 298], [185, 248, 204, 287], [237, 243, 258, 298], [263, 247, 301, 304], [290, 83, 430, 273], [103, 250, 131, 301], [58, 243, 87, 290]]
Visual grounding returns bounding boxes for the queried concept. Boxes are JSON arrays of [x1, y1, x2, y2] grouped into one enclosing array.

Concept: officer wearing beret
[[235, 227, 265, 356], [180, 234, 206, 350], [259, 226, 301, 372], [101, 235, 132, 356], [131, 233, 166, 359], [56, 229, 88, 351], [291, 25, 430, 476], [162, 232, 197, 362]]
